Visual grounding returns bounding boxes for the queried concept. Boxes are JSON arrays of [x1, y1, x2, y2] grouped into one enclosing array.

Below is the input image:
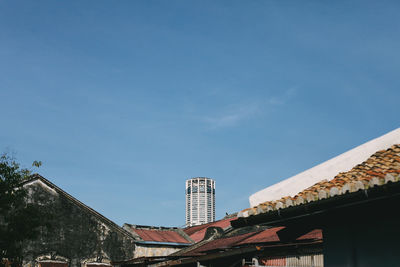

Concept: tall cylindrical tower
[[185, 177, 215, 227]]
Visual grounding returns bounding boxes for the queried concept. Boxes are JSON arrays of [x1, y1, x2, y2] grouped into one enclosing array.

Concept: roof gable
[[23, 174, 134, 240]]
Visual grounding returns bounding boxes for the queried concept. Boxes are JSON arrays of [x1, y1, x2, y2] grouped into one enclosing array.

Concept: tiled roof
[[184, 217, 236, 242], [237, 144, 400, 219], [124, 225, 192, 244], [250, 128, 400, 207]]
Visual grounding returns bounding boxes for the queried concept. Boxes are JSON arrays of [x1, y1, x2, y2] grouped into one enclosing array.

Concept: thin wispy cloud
[[201, 102, 260, 129], [200, 87, 298, 130], [267, 87, 297, 106]]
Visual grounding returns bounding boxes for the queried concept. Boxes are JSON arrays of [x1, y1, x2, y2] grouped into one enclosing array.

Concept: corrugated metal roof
[[297, 229, 322, 240], [238, 144, 400, 219], [187, 232, 259, 254], [184, 217, 235, 242], [184, 227, 322, 254], [237, 228, 321, 245], [236, 227, 284, 245], [132, 228, 191, 244]]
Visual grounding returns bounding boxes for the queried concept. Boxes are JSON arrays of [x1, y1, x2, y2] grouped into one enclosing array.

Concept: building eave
[[232, 180, 400, 228]]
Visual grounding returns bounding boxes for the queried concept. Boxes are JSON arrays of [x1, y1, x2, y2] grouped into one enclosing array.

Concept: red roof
[[184, 217, 236, 242], [185, 227, 322, 255], [297, 229, 322, 240], [187, 232, 259, 254], [236, 227, 284, 245], [237, 227, 322, 245], [133, 228, 191, 244]]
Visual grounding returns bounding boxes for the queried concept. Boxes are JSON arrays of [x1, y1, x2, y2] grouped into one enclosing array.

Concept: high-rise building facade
[[185, 177, 215, 227]]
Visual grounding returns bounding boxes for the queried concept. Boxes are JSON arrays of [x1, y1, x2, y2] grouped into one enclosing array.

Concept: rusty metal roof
[[184, 217, 236, 242], [134, 228, 190, 243], [237, 144, 400, 219], [182, 227, 322, 255], [123, 224, 192, 244], [193, 232, 258, 253], [235, 227, 284, 245], [237, 228, 322, 245]]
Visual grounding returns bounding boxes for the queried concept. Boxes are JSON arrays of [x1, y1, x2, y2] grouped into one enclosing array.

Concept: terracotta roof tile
[[237, 144, 400, 219]]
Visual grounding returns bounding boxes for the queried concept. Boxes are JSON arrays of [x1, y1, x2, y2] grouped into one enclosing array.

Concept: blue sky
[[1, 1, 399, 226]]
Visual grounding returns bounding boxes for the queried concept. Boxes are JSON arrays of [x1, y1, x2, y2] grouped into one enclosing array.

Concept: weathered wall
[[134, 244, 182, 258], [22, 179, 135, 267]]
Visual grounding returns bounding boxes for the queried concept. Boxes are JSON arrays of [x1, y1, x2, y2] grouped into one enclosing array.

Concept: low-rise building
[[122, 224, 193, 258], [21, 175, 136, 267]]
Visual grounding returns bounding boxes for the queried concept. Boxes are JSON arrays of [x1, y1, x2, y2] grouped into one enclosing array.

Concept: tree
[[0, 154, 45, 266]]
